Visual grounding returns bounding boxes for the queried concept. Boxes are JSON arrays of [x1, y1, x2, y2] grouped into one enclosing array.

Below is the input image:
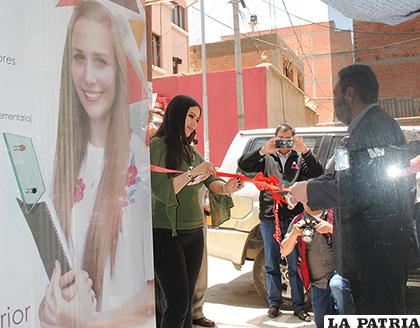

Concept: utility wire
[[279, 0, 330, 99], [190, 4, 336, 114], [260, 0, 420, 36], [191, 5, 290, 52], [190, 4, 420, 110], [193, 4, 418, 53], [238, 7, 267, 60], [147, 0, 420, 35], [191, 5, 420, 58], [305, 36, 420, 57]]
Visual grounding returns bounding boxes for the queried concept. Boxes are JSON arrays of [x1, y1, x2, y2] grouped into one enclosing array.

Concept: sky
[[188, 0, 353, 45]]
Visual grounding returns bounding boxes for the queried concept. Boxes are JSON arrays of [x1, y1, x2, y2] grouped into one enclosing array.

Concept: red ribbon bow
[[150, 165, 287, 245]]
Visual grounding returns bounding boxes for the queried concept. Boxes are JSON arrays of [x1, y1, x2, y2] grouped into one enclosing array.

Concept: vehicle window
[[248, 137, 270, 153], [404, 130, 420, 144], [304, 138, 319, 153]]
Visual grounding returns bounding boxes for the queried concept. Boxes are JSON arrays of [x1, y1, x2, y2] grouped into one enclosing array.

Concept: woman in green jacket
[[150, 95, 243, 328]]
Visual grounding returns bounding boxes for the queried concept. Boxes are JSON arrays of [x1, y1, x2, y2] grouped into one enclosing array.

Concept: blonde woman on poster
[[39, 1, 154, 327]]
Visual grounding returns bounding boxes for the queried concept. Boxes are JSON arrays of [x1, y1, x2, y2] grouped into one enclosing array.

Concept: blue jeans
[[280, 218, 305, 312], [415, 203, 420, 244], [260, 220, 305, 310], [311, 285, 335, 328], [260, 220, 282, 307], [329, 273, 355, 315], [285, 245, 305, 312]]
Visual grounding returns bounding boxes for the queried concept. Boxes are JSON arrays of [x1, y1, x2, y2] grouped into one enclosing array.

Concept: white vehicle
[[208, 126, 420, 309]]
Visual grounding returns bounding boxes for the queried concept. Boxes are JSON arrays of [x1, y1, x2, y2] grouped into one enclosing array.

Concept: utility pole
[[232, 0, 245, 131], [200, 0, 210, 161], [145, 3, 152, 82]]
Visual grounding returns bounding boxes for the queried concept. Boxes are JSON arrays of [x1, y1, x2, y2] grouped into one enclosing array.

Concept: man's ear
[[344, 86, 354, 103]]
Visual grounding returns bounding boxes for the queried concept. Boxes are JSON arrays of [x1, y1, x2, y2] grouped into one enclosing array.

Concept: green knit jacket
[[150, 136, 232, 236]]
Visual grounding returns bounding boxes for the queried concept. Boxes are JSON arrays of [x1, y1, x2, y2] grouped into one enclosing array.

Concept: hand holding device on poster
[[3, 132, 73, 280]]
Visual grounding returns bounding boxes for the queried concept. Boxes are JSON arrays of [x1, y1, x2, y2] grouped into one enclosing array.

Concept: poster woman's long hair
[[52, 0, 130, 304]]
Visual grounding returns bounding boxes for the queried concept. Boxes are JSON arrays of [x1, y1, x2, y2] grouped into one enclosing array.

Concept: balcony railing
[[379, 98, 420, 118]]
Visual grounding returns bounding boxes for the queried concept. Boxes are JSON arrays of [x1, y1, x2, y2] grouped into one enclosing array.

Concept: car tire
[[252, 247, 311, 310]]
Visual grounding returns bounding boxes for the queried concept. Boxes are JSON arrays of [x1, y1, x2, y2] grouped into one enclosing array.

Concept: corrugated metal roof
[[321, 0, 420, 25]]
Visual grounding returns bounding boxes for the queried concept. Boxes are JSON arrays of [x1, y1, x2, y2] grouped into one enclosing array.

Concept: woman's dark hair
[[156, 95, 201, 169], [338, 64, 379, 104]]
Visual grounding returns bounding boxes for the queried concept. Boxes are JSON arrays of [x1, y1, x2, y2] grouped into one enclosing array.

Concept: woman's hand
[[192, 161, 217, 181], [224, 177, 244, 194], [39, 261, 97, 328], [60, 270, 95, 303]]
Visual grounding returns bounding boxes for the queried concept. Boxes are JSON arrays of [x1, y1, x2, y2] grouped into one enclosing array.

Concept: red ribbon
[[151, 165, 287, 195], [150, 165, 287, 245]]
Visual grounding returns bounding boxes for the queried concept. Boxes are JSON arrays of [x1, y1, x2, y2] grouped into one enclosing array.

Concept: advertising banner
[[0, 0, 155, 327]]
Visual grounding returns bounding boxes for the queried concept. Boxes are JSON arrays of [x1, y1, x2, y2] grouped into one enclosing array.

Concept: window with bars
[[172, 57, 182, 74], [171, 2, 185, 30], [283, 57, 294, 82], [152, 33, 161, 67]]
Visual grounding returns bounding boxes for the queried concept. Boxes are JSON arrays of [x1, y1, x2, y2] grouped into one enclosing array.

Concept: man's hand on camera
[[291, 223, 303, 237], [314, 218, 333, 234], [292, 136, 309, 155], [259, 137, 277, 155]]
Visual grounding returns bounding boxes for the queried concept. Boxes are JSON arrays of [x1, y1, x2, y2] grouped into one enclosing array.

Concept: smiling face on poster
[[71, 17, 117, 130], [0, 1, 154, 327]]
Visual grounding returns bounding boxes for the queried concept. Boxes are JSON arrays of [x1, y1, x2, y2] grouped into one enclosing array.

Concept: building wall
[[152, 66, 310, 165], [265, 64, 318, 127], [151, 1, 189, 76], [190, 43, 275, 74], [191, 22, 353, 123], [354, 17, 420, 117], [265, 22, 352, 123], [152, 67, 266, 165], [170, 24, 189, 73]]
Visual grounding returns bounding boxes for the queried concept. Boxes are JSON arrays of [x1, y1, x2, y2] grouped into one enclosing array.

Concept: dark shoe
[[267, 305, 281, 318], [293, 310, 311, 322], [193, 317, 216, 327]]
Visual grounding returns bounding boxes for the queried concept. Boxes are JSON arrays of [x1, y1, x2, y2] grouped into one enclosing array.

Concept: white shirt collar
[[276, 151, 291, 168]]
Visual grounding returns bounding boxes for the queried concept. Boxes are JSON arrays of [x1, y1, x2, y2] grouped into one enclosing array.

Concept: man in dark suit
[[289, 64, 416, 314]]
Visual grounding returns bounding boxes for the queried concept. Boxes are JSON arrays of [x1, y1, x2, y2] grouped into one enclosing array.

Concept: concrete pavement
[[197, 256, 316, 328]]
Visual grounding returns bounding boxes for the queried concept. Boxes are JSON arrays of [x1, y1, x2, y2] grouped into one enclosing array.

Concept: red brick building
[[353, 17, 420, 118], [190, 21, 353, 123], [153, 65, 317, 165]]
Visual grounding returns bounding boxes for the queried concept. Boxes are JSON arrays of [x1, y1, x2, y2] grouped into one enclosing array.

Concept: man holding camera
[[281, 204, 335, 328], [238, 123, 323, 319]]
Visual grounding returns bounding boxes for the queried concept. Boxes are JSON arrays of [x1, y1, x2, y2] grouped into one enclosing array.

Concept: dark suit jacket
[[308, 105, 415, 282]]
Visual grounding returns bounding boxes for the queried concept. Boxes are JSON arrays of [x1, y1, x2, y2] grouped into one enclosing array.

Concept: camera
[[275, 139, 293, 149], [296, 216, 317, 243]]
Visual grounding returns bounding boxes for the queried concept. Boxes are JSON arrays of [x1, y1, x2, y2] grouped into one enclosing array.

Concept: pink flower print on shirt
[[120, 190, 130, 208], [74, 178, 86, 203], [127, 163, 138, 187], [121, 154, 141, 208], [291, 161, 300, 170]]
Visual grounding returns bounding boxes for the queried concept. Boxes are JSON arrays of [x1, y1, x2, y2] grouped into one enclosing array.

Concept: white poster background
[[0, 1, 153, 326]]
